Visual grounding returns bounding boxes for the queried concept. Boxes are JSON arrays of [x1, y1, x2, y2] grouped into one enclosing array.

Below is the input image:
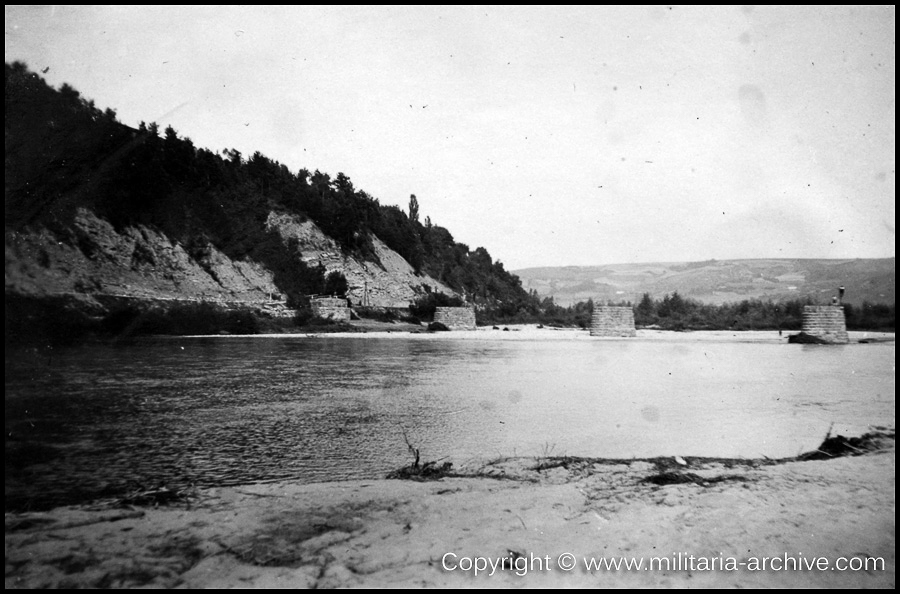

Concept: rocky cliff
[[5, 207, 455, 314], [265, 212, 454, 308]]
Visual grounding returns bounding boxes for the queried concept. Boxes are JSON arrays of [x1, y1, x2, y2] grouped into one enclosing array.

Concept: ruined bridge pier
[[800, 305, 849, 344], [590, 306, 636, 337]]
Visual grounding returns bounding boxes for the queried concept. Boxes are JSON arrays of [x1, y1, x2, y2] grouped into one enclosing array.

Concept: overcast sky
[[5, 6, 895, 270]]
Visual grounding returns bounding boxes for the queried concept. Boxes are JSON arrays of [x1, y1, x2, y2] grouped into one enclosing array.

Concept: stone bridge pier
[[800, 305, 849, 344], [590, 306, 636, 337]]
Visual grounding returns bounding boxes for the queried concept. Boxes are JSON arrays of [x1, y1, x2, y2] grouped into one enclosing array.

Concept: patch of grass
[[354, 307, 400, 323], [386, 427, 455, 481], [529, 456, 581, 472], [298, 316, 364, 333], [386, 460, 455, 481]]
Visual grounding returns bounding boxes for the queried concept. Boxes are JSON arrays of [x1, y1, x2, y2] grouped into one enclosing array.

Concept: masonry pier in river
[[799, 305, 849, 344], [590, 305, 636, 337]]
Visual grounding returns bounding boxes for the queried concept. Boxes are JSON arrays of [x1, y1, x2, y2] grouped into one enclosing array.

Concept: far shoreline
[[169, 325, 896, 343]]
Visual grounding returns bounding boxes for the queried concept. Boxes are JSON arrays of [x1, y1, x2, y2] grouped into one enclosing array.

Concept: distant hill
[[513, 259, 895, 307]]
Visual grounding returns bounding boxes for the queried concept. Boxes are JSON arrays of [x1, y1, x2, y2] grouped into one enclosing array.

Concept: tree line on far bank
[[631, 292, 894, 332], [472, 291, 895, 332]]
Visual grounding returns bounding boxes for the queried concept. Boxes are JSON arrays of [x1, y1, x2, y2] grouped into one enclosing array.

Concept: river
[[5, 330, 894, 510]]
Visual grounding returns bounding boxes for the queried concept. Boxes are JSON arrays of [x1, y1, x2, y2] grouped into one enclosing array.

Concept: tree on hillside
[[409, 194, 419, 223], [635, 292, 656, 325], [323, 271, 349, 297], [333, 172, 354, 197]]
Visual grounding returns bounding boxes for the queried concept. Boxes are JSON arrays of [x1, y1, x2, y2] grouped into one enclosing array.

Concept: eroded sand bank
[[6, 441, 894, 588]]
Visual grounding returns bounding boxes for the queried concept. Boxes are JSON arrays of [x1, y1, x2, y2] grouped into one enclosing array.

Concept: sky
[[5, 5, 895, 270]]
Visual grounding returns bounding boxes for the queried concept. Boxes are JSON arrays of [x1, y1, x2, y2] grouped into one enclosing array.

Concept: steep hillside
[[262, 212, 454, 307], [5, 62, 527, 327], [515, 259, 895, 307], [5, 208, 454, 311]]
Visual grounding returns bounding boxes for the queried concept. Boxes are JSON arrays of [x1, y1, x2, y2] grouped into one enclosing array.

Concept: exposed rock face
[[265, 212, 454, 307], [5, 209, 278, 304], [5, 208, 456, 312]]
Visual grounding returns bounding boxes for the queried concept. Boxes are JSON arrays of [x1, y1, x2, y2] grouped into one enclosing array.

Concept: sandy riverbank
[[5, 438, 894, 588]]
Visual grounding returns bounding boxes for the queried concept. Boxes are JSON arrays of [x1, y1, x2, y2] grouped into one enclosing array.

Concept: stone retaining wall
[[590, 306, 636, 337], [311, 296, 350, 322], [433, 306, 476, 330]]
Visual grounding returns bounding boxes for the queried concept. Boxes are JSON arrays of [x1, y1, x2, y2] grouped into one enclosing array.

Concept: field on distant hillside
[[514, 259, 895, 306]]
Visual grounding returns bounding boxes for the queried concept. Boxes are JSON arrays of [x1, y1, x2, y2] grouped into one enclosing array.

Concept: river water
[[5, 331, 894, 510]]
